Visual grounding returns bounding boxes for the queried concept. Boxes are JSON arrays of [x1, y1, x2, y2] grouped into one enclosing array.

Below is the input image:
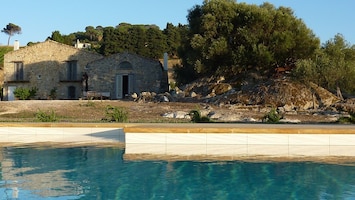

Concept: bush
[[13, 87, 37, 100], [263, 108, 281, 123], [338, 111, 355, 124], [104, 105, 128, 122], [36, 109, 57, 122], [49, 87, 57, 99], [189, 109, 212, 123]]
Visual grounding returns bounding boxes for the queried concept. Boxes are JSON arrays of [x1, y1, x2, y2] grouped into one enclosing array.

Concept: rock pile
[[131, 76, 354, 123]]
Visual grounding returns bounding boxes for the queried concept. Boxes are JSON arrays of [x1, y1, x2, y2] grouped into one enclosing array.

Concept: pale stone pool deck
[[1, 123, 355, 161]]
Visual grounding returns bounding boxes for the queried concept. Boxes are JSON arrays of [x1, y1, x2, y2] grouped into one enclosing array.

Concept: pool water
[[1, 146, 355, 200]]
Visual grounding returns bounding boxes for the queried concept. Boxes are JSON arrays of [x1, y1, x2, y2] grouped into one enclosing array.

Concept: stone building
[[86, 52, 168, 99], [2, 40, 169, 100], [3, 40, 103, 100]]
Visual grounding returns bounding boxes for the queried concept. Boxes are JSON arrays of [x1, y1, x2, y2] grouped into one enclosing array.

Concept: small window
[[14, 62, 24, 81], [67, 61, 77, 80], [119, 61, 133, 69]]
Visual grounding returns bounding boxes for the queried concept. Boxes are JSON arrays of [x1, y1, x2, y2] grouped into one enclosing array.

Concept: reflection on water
[[0, 146, 355, 199]]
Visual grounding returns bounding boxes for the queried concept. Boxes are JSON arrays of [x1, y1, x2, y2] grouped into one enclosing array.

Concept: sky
[[0, 0, 354, 46]]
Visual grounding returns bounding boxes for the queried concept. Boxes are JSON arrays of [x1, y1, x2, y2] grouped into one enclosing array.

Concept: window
[[67, 61, 77, 80], [119, 61, 133, 69], [14, 62, 24, 81]]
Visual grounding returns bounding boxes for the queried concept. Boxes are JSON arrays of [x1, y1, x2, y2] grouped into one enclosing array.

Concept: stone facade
[[3, 40, 104, 100], [3, 40, 169, 100], [86, 52, 168, 99]]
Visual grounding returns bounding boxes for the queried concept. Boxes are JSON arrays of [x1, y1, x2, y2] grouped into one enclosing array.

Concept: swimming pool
[[1, 146, 355, 199]]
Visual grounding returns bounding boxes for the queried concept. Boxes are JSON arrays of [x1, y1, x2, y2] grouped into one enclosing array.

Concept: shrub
[[36, 109, 57, 122], [263, 108, 281, 123], [189, 109, 212, 123], [49, 87, 57, 99], [104, 105, 128, 122], [338, 111, 355, 124], [13, 87, 37, 100]]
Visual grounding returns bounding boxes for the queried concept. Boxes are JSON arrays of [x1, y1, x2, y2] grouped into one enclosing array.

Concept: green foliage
[[178, 0, 319, 82], [189, 110, 212, 123], [100, 24, 171, 59], [2, 23, 21, 45], [49, 87, 57, 100], [104, 105, 128, 122], [35, 110, 57, 122], [173, 63, 198, 86], [164, 23, 187, 57], [263, 108, 281, 123], [13, 87, 37, 100], [338, 111, 355, 124], [50, 30, 76, 45], [79, 100, 96, 107], [294, 34, 355, 93], [0, 46, 13, 69]]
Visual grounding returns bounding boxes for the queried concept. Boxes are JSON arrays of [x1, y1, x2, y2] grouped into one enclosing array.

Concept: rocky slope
[[135, 75, 354, 123]]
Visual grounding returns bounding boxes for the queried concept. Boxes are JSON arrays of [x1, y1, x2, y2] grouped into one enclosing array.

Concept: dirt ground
[[0, 100, 214, 123], [0, 99, 336, 123]]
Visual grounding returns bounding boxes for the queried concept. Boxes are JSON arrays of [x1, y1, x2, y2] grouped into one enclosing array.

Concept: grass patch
[[35, 109, 57, 122], [102, 105, 128, 122], [79, 100, 96, 107]]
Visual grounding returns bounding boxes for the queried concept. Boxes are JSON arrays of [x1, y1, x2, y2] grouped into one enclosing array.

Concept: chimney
[[163, 52, 168, 71], [14, 40, 20, 50]]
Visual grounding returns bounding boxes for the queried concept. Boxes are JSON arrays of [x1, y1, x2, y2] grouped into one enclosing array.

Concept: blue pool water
[[1, 146, 355, 200]]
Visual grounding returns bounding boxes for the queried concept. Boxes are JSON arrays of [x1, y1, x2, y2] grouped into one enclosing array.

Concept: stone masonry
[[86, 52, 168, 99], [3, 40, 103, 100]]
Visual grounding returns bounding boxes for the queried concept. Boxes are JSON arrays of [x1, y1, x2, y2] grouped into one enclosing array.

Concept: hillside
[[0, 46, 13, 84]]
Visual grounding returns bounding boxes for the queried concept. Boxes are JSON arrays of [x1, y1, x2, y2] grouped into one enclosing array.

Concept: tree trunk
[[7, 35, 10, 46], [337, 86, 344, 101]]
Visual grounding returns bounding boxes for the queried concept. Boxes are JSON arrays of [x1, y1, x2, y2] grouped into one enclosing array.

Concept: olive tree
[[177, 0, 320, 83], [294, 34, 355, 94]]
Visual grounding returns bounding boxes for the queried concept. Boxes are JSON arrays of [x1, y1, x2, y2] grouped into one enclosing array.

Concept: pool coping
[[0, 123, 354, 133]]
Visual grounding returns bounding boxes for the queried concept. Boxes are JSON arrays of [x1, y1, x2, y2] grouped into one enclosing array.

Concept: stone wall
[[3, 40, 103, 100], [86, 52, 168, 99]]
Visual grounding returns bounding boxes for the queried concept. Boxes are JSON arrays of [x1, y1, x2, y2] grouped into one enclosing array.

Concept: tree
[[294, 34, 355, 94], [145, 27, 167, 59], [177, 0, 319, 83], [100, 24, 167, 59], [163, 23, 183, 57], [50, 31, 64, 43], [85, 26, 97, 41], [2, 23, 22, 46]]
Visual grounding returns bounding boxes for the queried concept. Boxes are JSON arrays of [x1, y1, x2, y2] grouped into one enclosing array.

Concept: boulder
[[190, 91, 197, 98], [226, 79, 340, 111], [162, 111, 190, 119]]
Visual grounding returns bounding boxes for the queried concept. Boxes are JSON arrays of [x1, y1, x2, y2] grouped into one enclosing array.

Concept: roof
[[4, 39, 102, 57]]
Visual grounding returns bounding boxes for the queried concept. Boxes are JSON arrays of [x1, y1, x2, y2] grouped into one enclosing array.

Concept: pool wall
[[124, 124, 355, 158], [1, 123, 355, 158], [0, 123, 125, 146]]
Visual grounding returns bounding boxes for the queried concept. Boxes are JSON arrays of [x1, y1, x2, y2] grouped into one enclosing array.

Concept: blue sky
[[1, 0, 354, 46]]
